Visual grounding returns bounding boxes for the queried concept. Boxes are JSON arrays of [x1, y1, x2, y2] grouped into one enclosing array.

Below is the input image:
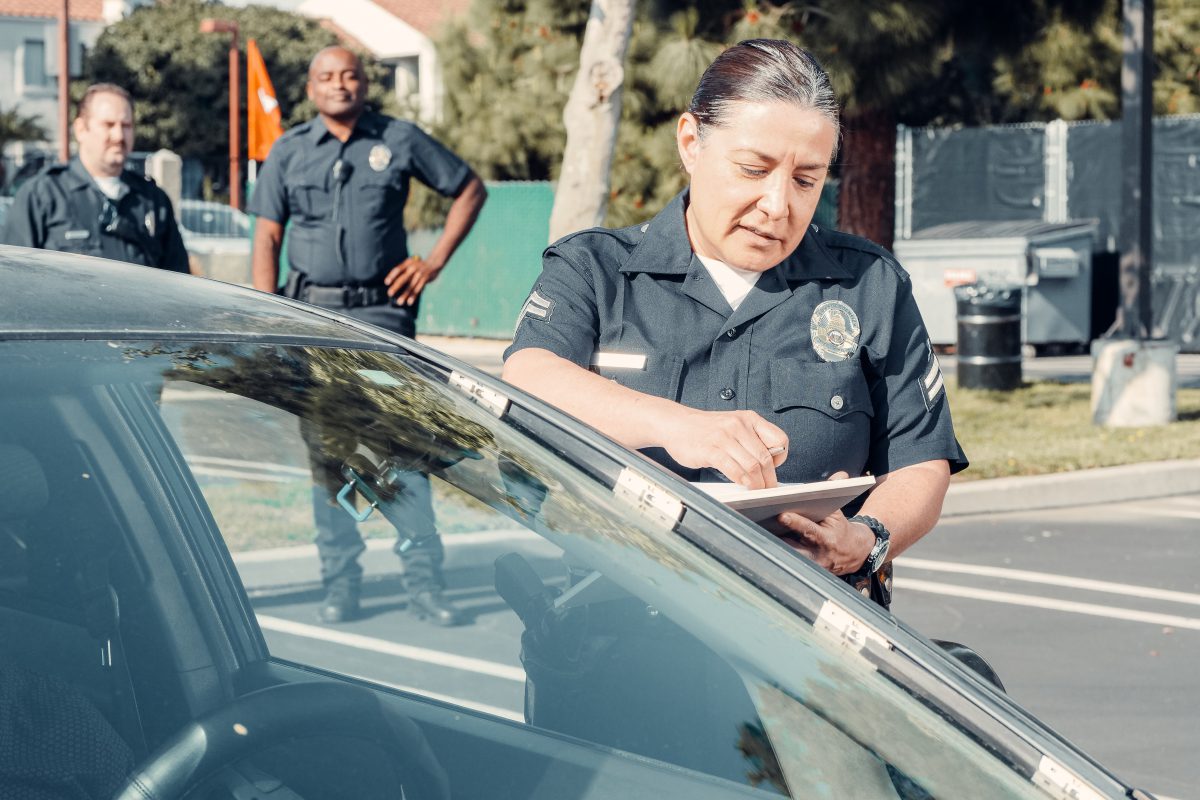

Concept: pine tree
[[994, 0, 1200, 121]]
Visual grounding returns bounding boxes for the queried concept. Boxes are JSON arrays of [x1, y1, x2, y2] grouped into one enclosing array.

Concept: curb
[[942, 459, 1200, 517]]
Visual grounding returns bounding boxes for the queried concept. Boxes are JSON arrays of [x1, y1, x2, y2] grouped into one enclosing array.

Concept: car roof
[[0, 246, 384, 346]]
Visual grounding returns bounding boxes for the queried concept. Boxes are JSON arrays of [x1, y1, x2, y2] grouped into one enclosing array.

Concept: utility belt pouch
[[282, 270, 308, 300], [841, 561, 892, 610]]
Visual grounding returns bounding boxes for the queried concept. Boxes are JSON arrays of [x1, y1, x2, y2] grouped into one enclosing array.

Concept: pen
[[768, 445, 787, 457]]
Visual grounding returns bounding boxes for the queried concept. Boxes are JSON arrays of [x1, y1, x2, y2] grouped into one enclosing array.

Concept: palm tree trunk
[[836, 107, 896, 251], [549, 0, 637, 242]]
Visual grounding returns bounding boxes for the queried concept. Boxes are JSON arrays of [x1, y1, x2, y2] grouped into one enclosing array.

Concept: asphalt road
[[893, 497, 1200, 800]]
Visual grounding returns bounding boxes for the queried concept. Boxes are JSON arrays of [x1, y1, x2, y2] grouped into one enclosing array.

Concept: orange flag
[[247, 39, 284, 161]]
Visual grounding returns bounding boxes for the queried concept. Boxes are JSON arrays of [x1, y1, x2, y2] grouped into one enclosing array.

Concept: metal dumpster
[[893, 220, 1097, 349]]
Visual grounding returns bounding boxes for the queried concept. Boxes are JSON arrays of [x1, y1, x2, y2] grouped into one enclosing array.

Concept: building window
[[395, 56, 419, 98], [23, 40, 47, 88]]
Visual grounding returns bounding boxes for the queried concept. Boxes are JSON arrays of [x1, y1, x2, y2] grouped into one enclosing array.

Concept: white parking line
[[234, 529, 539, 564], [257, 614, 526, 682], [897, 557, 1200, 606], [356, 674, 523, 723], [191, 466, 292, 483], [896, 578, 1200, 631], [1115, 505, 1200, 521], [189, 455, 310, 477]]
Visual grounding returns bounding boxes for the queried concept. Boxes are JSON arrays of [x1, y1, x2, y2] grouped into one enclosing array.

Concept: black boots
[[317, 579, 464, 627], [317, 580, 361, 624], [407, 589, 463, 627]]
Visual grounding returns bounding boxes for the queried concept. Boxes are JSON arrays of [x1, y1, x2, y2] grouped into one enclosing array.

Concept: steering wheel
[[113, 681, 440, 800]]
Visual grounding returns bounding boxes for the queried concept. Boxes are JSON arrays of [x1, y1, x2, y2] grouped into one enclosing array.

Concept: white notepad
[[692, 475, 876, 523]]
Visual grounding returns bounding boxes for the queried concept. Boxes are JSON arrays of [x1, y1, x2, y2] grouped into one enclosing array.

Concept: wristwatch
[[849, 515, 891, 577]]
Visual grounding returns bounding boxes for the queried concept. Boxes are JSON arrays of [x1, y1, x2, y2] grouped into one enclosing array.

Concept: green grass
[[202, 476, 512, 553], [948, 379, 1200, 481]]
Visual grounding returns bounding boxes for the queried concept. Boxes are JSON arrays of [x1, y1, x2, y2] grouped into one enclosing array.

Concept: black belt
[[302, 283, 390, 309]]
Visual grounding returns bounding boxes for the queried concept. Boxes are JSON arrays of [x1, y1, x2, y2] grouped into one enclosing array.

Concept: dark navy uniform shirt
[[248, 110, 471, 286], [3, 158, 189, 272], [506, 190, 968, 485]]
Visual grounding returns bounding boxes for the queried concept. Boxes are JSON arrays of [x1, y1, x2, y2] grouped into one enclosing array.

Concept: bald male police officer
[[4, 83, 189, 272], [250, 46, 487, 626]]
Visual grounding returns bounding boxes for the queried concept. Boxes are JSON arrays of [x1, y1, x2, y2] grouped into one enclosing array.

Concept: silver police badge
[[368, 144, 392, 172], [810, 300, 861, 362]]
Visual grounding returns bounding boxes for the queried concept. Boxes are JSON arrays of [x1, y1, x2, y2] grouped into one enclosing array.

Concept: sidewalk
[[418, 335, 1200, 516]]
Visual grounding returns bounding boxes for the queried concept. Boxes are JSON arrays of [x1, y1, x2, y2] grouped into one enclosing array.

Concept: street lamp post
[[1092, 0, 1178, 427], [57, 0, 70, 162], [200, 18, 240, 210]]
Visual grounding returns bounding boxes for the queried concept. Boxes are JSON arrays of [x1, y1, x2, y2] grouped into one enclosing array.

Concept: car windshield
[[1, 338, 1051, 799]]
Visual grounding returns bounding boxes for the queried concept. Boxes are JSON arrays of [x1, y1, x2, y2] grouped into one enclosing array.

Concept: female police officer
[[502, 39, 967, 597]]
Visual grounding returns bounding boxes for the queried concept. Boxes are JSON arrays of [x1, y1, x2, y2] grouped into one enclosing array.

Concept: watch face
[[870, 538, 891, 573]]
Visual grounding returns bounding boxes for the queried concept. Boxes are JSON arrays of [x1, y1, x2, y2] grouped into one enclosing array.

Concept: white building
[[0, 0, 127, 156], [296, 0, 469, 122]]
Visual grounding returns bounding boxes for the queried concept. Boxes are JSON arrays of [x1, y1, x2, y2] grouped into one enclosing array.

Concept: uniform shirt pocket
[[358, 176, 401, 219], [771, 359, 874, 420], [45, 224, 96, 255], [594, 352, 684, 402], [769, 359, 875, 480], [288, 181, 330, 221]]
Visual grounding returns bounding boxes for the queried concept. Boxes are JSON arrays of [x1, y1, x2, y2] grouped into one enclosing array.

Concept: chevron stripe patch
[[515, 290, 555, 333], [921, 348, 945, 410]]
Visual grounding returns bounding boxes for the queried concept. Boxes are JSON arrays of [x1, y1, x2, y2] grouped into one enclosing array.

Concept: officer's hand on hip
[[386, 255, 445, 306], [766, 472, 876, 575], [661, 408, 787, 490]]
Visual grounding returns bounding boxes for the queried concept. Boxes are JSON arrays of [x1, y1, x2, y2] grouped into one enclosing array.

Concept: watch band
[[849, 514, 891, 576]]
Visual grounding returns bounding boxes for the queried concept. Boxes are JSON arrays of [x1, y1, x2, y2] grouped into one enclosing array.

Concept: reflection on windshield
[[0, 339, 1049, 800]]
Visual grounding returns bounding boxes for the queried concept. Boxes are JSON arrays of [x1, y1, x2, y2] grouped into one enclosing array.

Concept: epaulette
[[821, 228, 894, 261], [818, 227, 911, 282]]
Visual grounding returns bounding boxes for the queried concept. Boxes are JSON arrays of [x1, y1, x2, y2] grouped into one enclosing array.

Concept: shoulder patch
[[514, 289, 555, 334], [920, 342, 946, 411]]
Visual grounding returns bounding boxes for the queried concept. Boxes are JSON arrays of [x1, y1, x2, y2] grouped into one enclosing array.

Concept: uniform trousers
[[299, 296, 445, 595]]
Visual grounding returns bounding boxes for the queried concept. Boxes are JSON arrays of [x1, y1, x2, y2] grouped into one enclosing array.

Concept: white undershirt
[[93, 175, 122, 200], [695, 254, 762, 311]]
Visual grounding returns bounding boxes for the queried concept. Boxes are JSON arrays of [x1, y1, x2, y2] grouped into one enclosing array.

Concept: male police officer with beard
[[250, 46, 487, 626], [4, 83, 189, 271]]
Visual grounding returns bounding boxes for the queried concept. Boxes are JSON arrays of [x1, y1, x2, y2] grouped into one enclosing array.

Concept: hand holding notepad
[[692, 475, 876, 524]]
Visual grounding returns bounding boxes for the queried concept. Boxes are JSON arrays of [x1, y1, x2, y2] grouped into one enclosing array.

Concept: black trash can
[[955, 283, 1022, 390]]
